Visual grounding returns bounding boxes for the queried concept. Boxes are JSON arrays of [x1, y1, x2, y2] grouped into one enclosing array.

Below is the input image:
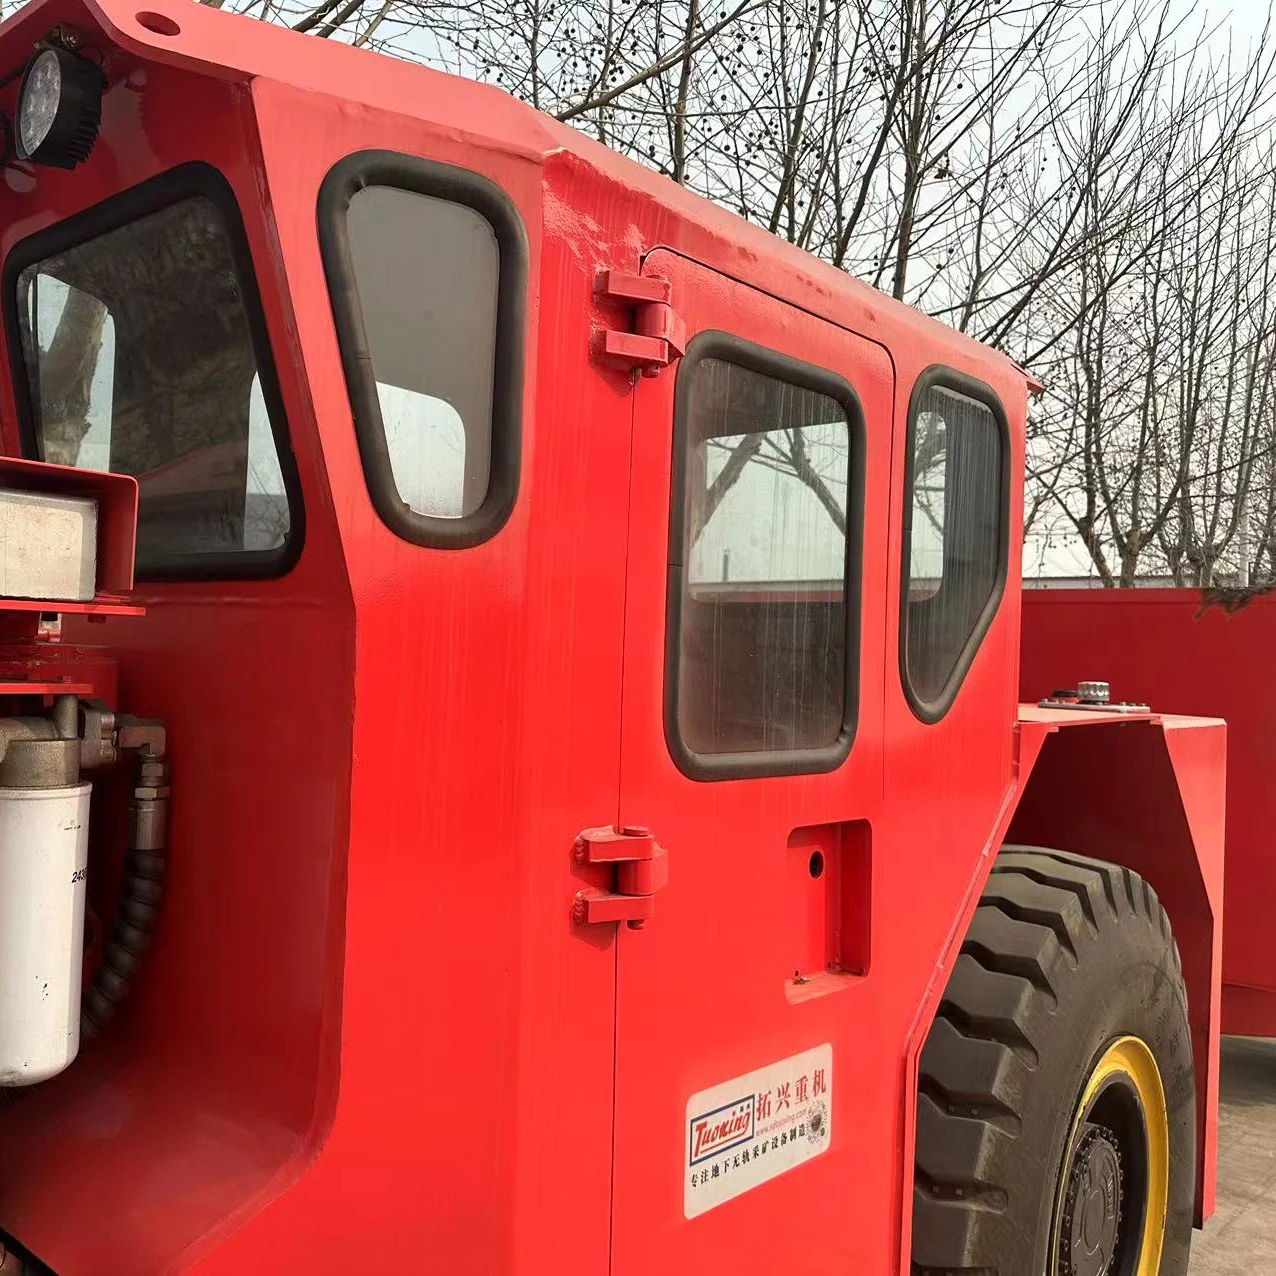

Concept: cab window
[[9, 170, 298, 577], [318, 152, 527, 549], [901, 371, 1008, 718], [668, 336, 864, 779]]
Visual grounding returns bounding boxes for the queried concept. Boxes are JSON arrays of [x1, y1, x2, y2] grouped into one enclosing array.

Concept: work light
[[14, 46, 104, 169]]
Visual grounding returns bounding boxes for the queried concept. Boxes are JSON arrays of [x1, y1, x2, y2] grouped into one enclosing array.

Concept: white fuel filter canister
[[0, 784, 90, 1085]]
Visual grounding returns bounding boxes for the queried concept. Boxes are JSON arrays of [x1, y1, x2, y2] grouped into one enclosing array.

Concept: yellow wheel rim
[[1051, 1036, 1169, 1276]]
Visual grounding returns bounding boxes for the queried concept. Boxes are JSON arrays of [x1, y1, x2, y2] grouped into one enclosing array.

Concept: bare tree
[[16, 0, 1271, 590], [1032, 40, 1276, 587]]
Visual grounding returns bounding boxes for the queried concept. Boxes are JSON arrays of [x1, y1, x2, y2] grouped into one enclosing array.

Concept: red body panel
[[0, 0, 1227, 1270], [0, 32, 358, 1276], [1010, 707, 1226, 1223], [611, 253, 894, 1273], [1022, 588, 1274, 1036]]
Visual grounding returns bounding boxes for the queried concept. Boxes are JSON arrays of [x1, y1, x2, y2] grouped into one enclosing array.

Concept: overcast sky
[[1212, 3, 1271, 52]]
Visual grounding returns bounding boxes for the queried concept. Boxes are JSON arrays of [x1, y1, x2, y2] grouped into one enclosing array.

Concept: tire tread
[[912, 847, 1188, 1274]]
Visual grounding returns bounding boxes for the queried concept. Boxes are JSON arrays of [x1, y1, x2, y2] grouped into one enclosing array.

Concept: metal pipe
[[51, 694, 78, 741]]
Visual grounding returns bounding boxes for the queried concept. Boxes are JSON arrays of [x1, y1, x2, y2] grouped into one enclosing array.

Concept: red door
[[611, 249, 894, 1272]]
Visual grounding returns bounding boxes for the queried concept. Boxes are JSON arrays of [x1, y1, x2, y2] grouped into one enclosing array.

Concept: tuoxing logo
[[689, 1097, 755, 1165], [684, 1043, 833, 1219]]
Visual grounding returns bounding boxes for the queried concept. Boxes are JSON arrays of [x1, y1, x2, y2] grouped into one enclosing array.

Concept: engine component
[[0, 698, 169, 1082], [0, 468, 157, 1091], [0, 693, 87, 1085], [0, 781, 90, 1085]]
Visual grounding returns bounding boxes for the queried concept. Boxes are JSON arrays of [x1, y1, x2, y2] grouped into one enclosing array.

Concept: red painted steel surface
[[0, 19, 356, 1275], [0, 0, 1227, 1270], [1021, 588, 1274, 1036], [1010, 708, 1226, 1223]]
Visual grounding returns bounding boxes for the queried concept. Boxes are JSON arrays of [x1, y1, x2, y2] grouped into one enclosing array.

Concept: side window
[[12, 183, 298, 576], [669, 338, 863, 779], [319, 153, 527, 548], [901, 372, 1007, 717]]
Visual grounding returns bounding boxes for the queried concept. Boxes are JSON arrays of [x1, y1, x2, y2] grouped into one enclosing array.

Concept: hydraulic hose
[[81, 732, 168, 1041]]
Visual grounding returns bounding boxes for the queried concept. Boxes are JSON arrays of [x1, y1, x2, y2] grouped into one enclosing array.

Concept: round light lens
[[17, 49, 62, 159], [12, 44, 104, 169]]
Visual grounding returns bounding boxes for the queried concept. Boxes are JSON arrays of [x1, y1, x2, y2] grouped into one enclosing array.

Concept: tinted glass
[[345, 185, 499, 519], [904, 382, 1004, 706], [17, 196, 292, 570], [676, 356, 851, 758]]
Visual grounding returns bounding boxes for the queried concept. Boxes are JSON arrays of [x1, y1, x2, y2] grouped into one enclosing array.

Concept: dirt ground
[[1190, 1037, 1276, 1271]]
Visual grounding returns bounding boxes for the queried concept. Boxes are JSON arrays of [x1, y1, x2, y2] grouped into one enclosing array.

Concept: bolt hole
[[136, 10, 181, 35], [808, 850, 824, 879]]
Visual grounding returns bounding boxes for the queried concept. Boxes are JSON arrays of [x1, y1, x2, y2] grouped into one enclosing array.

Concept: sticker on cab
[[684, 1043, 832, 1218]]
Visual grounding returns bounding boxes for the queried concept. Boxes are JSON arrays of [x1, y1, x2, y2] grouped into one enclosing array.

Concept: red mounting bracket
[[572, 825, 669, 930], [595, 270, 686, 377]]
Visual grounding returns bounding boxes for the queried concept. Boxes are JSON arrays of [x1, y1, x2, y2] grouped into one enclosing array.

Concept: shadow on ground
[[1212, 1038, 1276, 1109], [1191, 1037, 1276, 1272]]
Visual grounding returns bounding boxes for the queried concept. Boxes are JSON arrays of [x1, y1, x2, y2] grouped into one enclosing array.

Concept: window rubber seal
[[317, 149, 528, 550], [663, 330, 866, 782], [0, 161, 306, 582]]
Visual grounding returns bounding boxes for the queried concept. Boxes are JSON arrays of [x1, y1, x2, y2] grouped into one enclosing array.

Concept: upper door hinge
[[572, 825, 669, 930], [595, 270, 686, 378]]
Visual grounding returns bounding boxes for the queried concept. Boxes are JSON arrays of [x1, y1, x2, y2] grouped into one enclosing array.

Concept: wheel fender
[[1007, 715, 1224, 1228], [902, 711, 1224, 1266]]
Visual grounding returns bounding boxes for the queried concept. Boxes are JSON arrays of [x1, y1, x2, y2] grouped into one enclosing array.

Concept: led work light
[[14, 46, 104, 170]]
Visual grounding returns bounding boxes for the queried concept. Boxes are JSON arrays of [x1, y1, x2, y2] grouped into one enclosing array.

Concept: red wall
[[1021, 588, 1276, 1010]]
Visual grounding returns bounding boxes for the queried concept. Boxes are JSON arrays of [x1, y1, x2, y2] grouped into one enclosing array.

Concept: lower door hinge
[[572, 825, 669, 930], [595, 270, 686, 377]]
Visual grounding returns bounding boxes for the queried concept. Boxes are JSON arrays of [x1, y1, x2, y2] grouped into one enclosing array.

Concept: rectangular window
[[12, 180, 296, 576], [669, 341, 862, 778], [319, 153, 527, 549], [902, 374, 1007, 717]]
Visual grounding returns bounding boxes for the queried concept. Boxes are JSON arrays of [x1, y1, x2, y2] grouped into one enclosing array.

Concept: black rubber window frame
[[317, 150, 528, 550], [2, 162, 305, 582], [899, 365, 1010, 724], [664, 331, 866, 782]]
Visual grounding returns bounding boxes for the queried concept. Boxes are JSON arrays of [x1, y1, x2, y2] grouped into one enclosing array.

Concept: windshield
[[14, 191, 293, 574]]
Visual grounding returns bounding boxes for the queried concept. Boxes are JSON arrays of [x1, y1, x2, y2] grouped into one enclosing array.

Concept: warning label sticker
[[684, 1043, 832, 1218]]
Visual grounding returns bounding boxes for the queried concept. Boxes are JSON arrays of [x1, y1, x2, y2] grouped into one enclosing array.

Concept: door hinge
[[572, 825, 669, 930], [595, 270, 686, 377]]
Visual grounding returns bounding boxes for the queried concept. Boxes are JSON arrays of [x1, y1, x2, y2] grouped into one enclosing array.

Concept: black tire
[[911, 846, 1195, 1275]]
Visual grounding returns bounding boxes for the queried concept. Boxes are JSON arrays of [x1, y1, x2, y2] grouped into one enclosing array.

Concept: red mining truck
[[0, 0, 1226, 1273]]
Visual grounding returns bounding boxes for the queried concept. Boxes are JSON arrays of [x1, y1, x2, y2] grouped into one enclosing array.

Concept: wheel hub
[[1060, 1124, 1123, 1276]]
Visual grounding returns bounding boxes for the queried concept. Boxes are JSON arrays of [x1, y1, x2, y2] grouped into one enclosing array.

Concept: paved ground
[[1191, 1037, 1276, 1271]]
